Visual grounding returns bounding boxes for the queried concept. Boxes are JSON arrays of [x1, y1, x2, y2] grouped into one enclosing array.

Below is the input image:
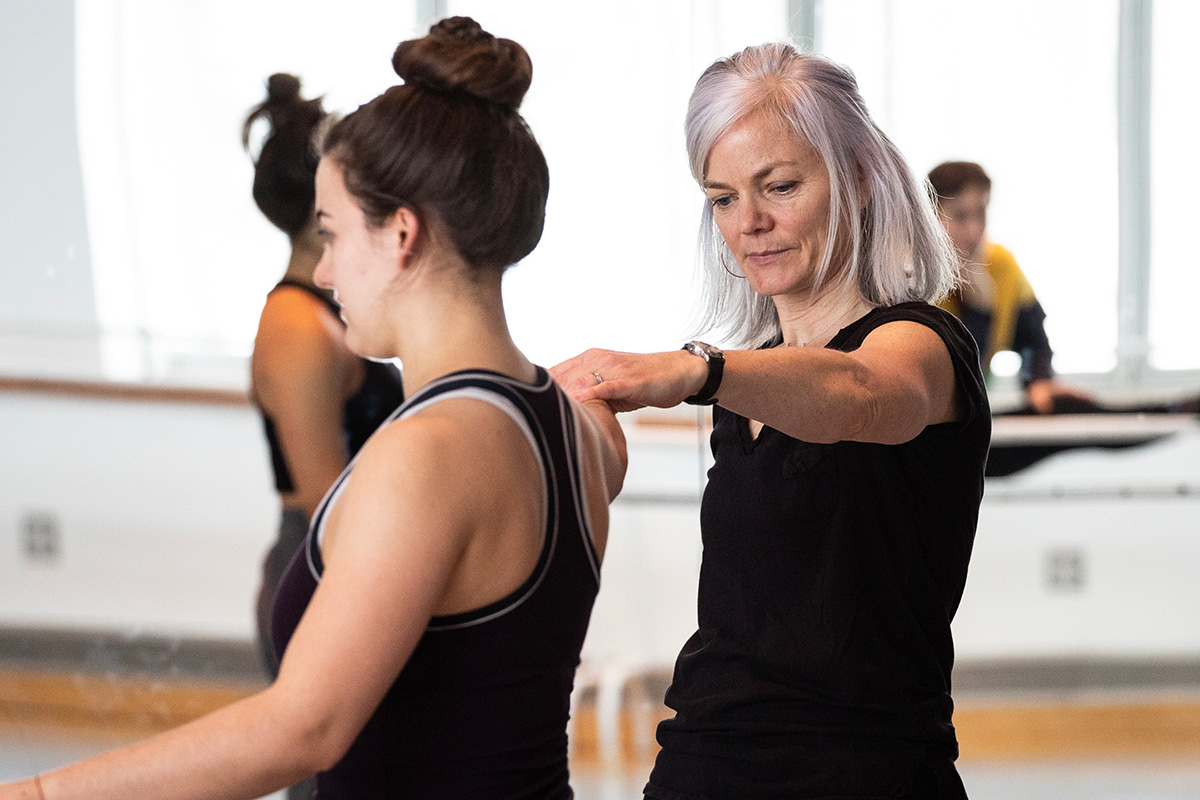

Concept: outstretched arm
[[2, 419, 476, 800], [553, 322, 962, 445]]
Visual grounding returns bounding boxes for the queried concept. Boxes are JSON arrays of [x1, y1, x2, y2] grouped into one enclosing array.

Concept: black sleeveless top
[[258, 280, 404, 493], [646, 303, 990, 800], [271, 367, 602, 799]]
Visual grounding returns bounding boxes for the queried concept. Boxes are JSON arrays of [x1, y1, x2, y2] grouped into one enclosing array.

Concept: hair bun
[[266, 73, 303, 104], [392, 16, 532, 111]]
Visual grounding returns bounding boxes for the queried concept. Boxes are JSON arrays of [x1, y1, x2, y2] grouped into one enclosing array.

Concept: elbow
[[841, 387, 925, 446], [294, 714, 357, 775], [302, 736, 348, 777], [812, 384, 878, 443], [263, 686, 357, 777]]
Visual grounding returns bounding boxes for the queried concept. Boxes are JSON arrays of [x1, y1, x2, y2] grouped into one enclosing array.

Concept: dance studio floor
[[4, 724, 1200, 800], [571, 759, 1200, 800]]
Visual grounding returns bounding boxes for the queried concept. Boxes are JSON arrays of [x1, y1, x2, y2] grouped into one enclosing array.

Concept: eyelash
[[708, 181, 797, 209]]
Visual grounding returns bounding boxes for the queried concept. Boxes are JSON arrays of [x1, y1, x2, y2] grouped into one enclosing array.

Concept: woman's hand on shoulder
[[550, 348, 707, 413]]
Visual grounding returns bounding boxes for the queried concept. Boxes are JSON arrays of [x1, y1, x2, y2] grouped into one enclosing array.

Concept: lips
[[744, 247, 791, 265]]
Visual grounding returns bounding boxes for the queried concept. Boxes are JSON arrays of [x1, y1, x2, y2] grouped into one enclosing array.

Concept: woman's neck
[[282, 223, 324, 285], [775, 289, 873, 349], [388, 270, 536, 396]]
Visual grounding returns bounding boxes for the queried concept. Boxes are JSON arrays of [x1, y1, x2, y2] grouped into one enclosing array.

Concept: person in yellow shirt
[[929, 161, 1097, 414]]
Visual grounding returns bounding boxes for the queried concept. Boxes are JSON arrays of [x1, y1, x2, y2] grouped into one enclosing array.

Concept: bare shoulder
[[252, 289, 355, 401], [568, 396, 628, 502], [256, 285, 343, 349], [856, 319, 962, 427], [348, 401, 499, 492], [316, 409, 483, 563], [346, 396, 541, 513], [858, 318, 952, 361]]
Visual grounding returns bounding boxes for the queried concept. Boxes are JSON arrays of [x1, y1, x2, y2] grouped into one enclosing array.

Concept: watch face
[[688, 341, 723, 360], [683, 340, 724, 405]]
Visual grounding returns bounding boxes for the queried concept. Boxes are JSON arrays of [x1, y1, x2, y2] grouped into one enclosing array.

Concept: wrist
[[681, 341, 724, 405]]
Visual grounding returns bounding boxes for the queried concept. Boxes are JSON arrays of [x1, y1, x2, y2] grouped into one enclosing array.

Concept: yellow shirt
[[940, 241, 1038, 368]]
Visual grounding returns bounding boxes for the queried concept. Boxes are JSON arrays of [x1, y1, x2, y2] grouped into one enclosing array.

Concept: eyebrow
[[702, 162, 799, 191], [315, 210, 329, 220]]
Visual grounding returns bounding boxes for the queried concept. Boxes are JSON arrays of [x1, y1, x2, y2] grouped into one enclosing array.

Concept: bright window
[[69, 1, 1199, 389], [453, 0, 787, 363], [1148, 0, 1200, 371], [75, 0, 786, 386], [820, 0, 1121, 375]]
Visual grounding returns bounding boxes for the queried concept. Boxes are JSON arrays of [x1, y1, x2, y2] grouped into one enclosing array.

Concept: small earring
[[719, 247, 745, 279]]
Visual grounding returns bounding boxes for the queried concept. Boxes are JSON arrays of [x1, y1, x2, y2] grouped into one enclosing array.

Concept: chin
[[344, 331, 381, 360], [747, 273, 812, 300]]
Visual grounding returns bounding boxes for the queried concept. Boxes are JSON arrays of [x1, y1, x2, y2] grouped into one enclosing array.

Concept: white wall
[[4, 389, 1200, 666], [0, 390, 276, 638], [954, 426, 1200, 659]]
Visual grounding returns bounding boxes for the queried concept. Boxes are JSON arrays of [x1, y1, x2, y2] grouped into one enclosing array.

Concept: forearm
[[26, 686, 327, 800], [715, 348, 889, 443], [554, 341, 937, 445]]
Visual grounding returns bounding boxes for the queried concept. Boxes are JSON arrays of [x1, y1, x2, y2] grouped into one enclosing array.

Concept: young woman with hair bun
[[1, 18, 625, 800]]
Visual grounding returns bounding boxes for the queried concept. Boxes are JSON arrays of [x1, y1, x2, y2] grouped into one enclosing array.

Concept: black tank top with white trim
[[271, 367, 601, 799]]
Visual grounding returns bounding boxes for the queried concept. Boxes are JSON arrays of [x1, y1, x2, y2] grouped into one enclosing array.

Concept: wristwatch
[[681, 341, 725, 405]]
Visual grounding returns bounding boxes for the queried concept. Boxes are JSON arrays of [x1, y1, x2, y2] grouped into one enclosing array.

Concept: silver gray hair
[[686, 42, 957, 348]]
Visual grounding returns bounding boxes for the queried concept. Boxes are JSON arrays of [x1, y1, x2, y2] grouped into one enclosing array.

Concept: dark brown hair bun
[[391, 16, 532, 110], [243, 73, 326, 238], [265, 72, 302, 105]]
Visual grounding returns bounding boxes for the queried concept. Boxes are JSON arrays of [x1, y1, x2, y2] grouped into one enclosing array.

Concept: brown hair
[[242, 73, 326, 238], [927, 161, 992, 204], [321, 17, 549, 272]]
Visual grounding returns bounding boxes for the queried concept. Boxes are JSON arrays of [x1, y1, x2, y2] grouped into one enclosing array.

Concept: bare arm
[[553, 321, 962, 445], [1026, 377, 1098, 415], [571, 397, 628, 502], [4, 420, 477, 800]]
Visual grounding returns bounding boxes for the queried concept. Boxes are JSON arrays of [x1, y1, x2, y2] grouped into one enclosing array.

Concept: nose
[[967, 214, 986, 240], [312, 248, 333, 290], [963, 219, 986, 256], [737, 197, 771, 235]]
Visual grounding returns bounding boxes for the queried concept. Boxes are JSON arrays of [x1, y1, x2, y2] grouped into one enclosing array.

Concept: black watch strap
[[682, 341, 724, 406]]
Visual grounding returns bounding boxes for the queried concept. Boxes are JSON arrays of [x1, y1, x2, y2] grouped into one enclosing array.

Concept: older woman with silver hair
[[554, 42, 990, 799]]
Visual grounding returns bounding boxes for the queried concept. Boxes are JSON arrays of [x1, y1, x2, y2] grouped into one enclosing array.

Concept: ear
[[389, 206, 422, 269]]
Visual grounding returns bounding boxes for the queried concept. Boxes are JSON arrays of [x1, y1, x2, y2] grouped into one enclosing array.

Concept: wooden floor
[[0, 668, 262, 740], [4, 667, 1200, 763]]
